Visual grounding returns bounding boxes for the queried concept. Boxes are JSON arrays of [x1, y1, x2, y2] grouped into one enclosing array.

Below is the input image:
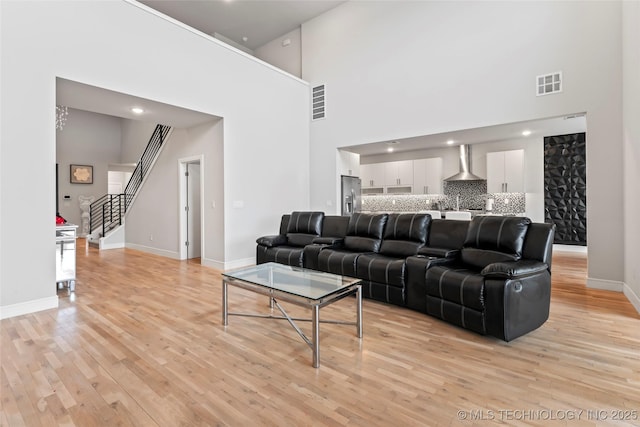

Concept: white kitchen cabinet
[[361, 163, 386, 189], [338, 150, 360, 177], [384, 160, 413, 187], [413, 157, 443, 194], [486, 149, 524, 193]]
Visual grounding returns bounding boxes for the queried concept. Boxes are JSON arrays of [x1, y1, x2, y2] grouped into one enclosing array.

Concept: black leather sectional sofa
[[256, 211, 555, 341]]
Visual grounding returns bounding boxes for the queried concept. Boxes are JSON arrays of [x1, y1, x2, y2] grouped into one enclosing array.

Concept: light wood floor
[[2, 243, 639, 426]]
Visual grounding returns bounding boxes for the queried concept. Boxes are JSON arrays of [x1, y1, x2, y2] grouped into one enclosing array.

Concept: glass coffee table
[[222, 262, 363, 368]]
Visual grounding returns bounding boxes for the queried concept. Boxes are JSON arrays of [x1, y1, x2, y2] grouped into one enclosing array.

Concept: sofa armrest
[[481, 260, 549, 279], [484, 270, 551, 341], [418, 247, 460, 259], [256, 235, 287, 248], [312, 236, 344, 246]]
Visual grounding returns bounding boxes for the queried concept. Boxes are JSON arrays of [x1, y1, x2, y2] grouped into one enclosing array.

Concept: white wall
[[121, 120, 157, 163], [254, 27, 301, 78], [0, 1, 309, 316], [125, 119, 226, 267], [56, 108, 122, 229], [302, 1, 623, 287], [108, 171, 132, 194], [623, 0, 640, 312]]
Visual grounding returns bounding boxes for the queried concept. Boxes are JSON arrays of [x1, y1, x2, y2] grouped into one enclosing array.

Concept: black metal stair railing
[[89, 124, 171, 238]]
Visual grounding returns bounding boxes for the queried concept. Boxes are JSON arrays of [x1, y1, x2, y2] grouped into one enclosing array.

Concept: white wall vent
[[536, 71, 562, 96], [312, 84, 326, 121]]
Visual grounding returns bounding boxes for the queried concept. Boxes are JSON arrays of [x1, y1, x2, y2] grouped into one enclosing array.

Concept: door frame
[[178, 155, 205, 260]]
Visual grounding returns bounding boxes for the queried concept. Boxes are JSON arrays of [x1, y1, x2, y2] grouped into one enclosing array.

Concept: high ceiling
[[138, 0, 346, 50], [57, 1, 587, 156]]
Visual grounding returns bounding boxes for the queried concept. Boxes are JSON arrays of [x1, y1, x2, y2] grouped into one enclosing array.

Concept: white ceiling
[[347, 115, 587, 158], [138, 0, 346, 50], [57, 78, 219, 128]]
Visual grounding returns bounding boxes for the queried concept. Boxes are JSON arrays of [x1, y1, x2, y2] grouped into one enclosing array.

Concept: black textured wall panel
[[544, 133, 587, 245]]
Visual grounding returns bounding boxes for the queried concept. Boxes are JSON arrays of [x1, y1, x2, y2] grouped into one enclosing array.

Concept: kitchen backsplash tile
[[362, 194, 447, 212], [487, 192, 525, 214], [443, 181, 487, 209], [361, 191, 525, 214]]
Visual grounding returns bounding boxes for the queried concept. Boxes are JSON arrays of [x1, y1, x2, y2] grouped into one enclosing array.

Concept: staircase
[[88, 124, 171, 248]]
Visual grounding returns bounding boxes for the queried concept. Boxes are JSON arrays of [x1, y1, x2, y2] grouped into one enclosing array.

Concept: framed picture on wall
[[70, 164, 93, 184]]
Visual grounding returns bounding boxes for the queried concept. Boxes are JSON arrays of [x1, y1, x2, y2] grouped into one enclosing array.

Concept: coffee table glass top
[[223, 262, 361, 300]]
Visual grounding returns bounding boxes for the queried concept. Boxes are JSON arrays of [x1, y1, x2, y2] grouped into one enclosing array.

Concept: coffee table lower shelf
[[222, 277, 362, 368]]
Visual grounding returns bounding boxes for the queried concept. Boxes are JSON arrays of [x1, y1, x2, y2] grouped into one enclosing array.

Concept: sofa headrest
[[346, 213, 388, 240], [322, 216, 350, 238], [383, 213, 430, 244], [286, 211, 324, 235], [377, 213, 430, 257], [428, 219, 469, 249], [344, 213, 388, 253], [461, 216, 531, 269]]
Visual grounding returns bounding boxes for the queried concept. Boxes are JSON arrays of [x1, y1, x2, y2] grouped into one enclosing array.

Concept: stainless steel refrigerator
[[341, 175, 362, 216]]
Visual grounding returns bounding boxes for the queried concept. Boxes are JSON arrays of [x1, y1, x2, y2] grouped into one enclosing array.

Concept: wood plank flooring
[[2, 243, 639, 426]]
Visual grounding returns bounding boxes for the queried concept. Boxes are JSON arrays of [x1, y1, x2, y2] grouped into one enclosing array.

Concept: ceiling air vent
[[536, 71, 562, 96], [312, 84, 326, 121]]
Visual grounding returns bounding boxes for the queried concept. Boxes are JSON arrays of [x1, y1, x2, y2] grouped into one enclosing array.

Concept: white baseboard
[[125, 243, 180, 259], [554, 244, 588, 254], [623, 283, 640, 314], [587, 277, 624, 292], [0, 296, 59, 320], [100, 241, 125, 250], [210, 257, 256, 271], [201, 257, 224, 271]]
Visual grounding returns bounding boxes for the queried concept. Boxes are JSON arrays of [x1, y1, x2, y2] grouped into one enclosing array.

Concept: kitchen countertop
[[360, 210, 524, 218]]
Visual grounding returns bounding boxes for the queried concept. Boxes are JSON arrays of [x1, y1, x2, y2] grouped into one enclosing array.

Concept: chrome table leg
[[222, 279, 228, 325], [312, 305, 320, 368]]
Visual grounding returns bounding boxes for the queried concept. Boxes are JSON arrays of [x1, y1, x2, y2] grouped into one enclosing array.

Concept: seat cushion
[[356, 254, 406, 287], [317, 249, 363, 277], [426, 266, 485, 311], [261, 246, 305, 267]]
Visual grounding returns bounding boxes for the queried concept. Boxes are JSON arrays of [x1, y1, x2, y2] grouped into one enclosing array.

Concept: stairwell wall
[[121, 120, 158, 164], [124, 119, 225, 266]]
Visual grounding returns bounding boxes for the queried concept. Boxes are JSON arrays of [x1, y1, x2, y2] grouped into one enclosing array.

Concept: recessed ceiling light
[[131, 107, 144, 114], [522, 130, 532, 136], [387, 147, 394, 152], [447, 140, 454, 145]]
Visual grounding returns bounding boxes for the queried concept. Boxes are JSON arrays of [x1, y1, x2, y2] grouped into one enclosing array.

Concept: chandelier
[[56, 105, 68, 131]]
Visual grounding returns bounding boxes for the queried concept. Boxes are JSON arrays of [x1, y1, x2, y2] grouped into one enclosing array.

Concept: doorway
[[179, 156, 204, 262]]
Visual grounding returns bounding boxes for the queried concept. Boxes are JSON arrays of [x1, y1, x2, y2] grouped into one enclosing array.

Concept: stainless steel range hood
[[444, 144, 486, 181]]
